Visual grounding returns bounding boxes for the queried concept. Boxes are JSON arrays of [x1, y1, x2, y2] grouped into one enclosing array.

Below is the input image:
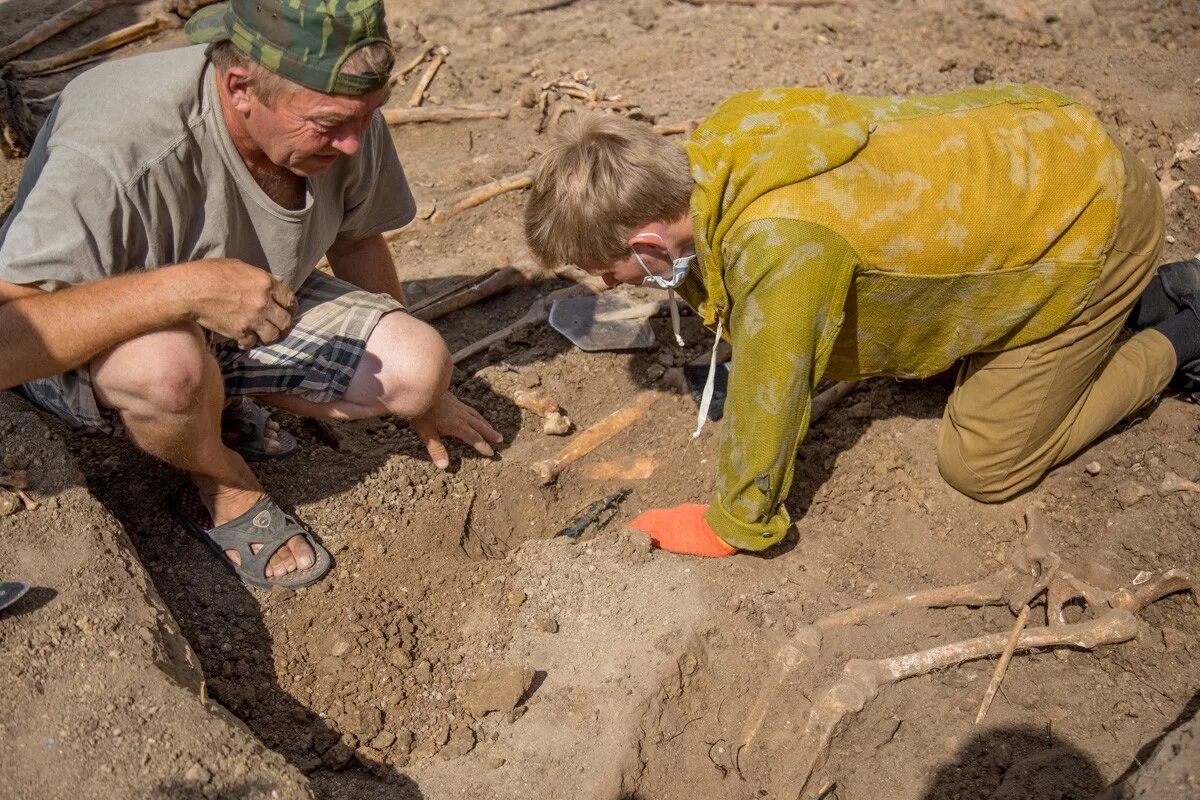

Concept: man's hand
[[178, 259, 297, 348], [628, 504, 737, 557], [410, 392, 504, 469]]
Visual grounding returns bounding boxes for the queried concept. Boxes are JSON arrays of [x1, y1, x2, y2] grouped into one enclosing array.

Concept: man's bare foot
[[203, 484, 316, 580]]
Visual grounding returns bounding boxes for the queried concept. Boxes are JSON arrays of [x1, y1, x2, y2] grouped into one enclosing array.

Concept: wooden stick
[[810, 381, 858, 423], [532, 391, 661, 485], [406, 45, 448, 107], [452, 284, 589, 364], [0, 0, 139, 67], [412, 266, 529, 322], [7, 15, 178, 77], [432, 170, 533, 223], [382, 104, 509, 126], [581, 457, 658, 480], [974, 603, 1030, 724], [408, 269, 499, 315]]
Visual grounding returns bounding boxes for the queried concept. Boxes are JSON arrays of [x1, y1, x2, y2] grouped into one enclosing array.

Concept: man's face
[[243, 83, 392, 176]]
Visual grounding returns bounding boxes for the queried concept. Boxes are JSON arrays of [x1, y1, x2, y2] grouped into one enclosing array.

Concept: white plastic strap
[[692, 318, 724, 440], [668, 288, 685, 347]]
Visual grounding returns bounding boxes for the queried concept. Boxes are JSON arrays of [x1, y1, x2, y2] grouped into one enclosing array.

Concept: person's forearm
[[326, 234, 405, 303], [0, 268, 193, 390]]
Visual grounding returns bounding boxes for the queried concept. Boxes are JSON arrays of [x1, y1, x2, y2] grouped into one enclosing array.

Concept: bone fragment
[[395, 45, 433, 79], [814, 568, 1016, 630], [581, 456, 658, 480], [652, 119, 700, 136], [412, 267, 528, 322], [512, 389, 560, 417], [735, 626, 822, 777], [1108, 569, 1198, 614], [0, 0, 141, 67], [433, 171, 533, 224], [382, 104, 509, 126], [1158, 471, 1200, 495], [787, 610, 1140, 797], [406, 45, 448, 107], [7, 15, 178, 77], [542, 412, 572, 436], [532, 392, 661, 485]]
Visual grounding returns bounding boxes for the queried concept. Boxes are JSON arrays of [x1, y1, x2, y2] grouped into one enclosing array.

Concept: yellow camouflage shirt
[[678, 84, 1125, 550]]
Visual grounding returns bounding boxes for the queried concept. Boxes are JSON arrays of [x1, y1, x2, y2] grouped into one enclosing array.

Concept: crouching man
[[525, 86, 1199, 557], [0, 0, 501, 588]]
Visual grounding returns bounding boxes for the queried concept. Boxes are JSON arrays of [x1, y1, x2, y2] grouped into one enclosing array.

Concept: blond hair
[[524, 113, 693, 269], [209, 41, 394, 106]]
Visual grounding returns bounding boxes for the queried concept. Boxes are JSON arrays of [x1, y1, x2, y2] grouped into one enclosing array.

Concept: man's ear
[[220, 65, 256, 113], [627, 226, 669, 258]]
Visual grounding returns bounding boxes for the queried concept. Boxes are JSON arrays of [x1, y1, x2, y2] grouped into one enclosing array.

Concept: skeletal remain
[[787, 610, 1141, 797], [735, 626, 823, 777], [0, 472, 38, 512], [0, 0, 141, 67], [532, 392, 662, 485], [383, 104, 509, 126], [653, 119, 701, 136], [0, 488, 19, 516], [433, 171, 533, 224], [813, 568, 1016, 629], [1159, 471, 1200, 495], [511, 389, 573, 435], [7, 15, 179, 78], [395, 45, 433, 80], [406, 45, 448, 108]]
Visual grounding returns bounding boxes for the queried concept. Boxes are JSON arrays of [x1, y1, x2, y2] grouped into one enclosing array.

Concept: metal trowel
[[548, 293, 665, 352], [0, 581, 29, 615]]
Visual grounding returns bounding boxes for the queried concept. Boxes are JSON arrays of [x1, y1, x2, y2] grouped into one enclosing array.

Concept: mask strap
[[667, 288, 684, 347], [692, 318, 724, 440]]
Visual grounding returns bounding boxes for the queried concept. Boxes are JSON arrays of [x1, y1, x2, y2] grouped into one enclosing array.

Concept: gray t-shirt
[[0, 45, 415, 292]]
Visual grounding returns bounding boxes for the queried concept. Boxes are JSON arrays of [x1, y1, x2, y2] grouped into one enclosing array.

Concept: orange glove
[[628, 503, 737, 558]]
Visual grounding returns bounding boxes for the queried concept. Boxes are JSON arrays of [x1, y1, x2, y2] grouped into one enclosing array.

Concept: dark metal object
[[555, 489, 632, 538], [0, 581, 30, 614]]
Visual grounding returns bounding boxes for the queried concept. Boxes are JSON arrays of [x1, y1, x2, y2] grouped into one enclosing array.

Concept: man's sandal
[[173, 486, 332, 590], [222, 396, 298, 462]]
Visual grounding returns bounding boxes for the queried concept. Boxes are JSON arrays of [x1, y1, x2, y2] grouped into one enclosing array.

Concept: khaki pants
[[937, 142, 1177, 502]]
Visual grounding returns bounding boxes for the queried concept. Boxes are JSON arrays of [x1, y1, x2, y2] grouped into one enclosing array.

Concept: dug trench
[[49, 295, 1200, 799], [1, 0, 1200, 798]]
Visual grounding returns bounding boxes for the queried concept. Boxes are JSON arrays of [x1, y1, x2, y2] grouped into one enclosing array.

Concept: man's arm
[[326, 233, 405, 303], [0, 260, 296, 391]]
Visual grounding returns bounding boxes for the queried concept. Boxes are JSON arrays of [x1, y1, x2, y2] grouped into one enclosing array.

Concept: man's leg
[[257, 309, 451, 421], [89, 323, 314, 577], [937, 143, 1176, 501]]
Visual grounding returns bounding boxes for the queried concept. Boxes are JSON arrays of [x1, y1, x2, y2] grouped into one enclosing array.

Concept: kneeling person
[[0, 0, 501, 588], [525, 86, 1198, 557]]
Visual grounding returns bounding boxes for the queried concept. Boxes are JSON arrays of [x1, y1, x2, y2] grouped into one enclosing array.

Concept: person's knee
[[936, 428, 1025, 503], [92, 324, 213, 415], [369, 313, 452, 418]]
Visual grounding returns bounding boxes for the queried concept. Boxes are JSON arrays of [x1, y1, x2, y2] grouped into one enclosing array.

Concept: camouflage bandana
[[185, 0, 393, 96]]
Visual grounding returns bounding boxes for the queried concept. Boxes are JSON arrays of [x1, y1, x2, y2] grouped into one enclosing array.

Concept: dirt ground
[[1, 0, 1200, 798]]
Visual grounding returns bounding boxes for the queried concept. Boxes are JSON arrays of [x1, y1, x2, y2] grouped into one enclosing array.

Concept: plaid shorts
[[19, 270, 402, 435]]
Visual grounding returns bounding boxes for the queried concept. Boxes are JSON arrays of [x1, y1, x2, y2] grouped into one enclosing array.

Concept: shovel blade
[[548, 294, 657, 352]]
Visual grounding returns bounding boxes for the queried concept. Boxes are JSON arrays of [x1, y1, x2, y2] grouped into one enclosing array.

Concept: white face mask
[[629, 233, 694, 347], [632, 233, 695, 289]]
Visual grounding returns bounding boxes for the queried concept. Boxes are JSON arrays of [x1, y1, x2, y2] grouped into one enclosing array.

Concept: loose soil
[[2, 1, 1199, 799]]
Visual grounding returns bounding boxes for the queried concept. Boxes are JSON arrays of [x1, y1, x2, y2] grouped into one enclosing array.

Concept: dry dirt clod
[[1117, 482, 1153, 508], [505, 588, 528, 608], [536, 617, 559, 633], [1085, 461, 1102, 475], [460, 666, 536, 717], [0, 488, 19, 516]]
